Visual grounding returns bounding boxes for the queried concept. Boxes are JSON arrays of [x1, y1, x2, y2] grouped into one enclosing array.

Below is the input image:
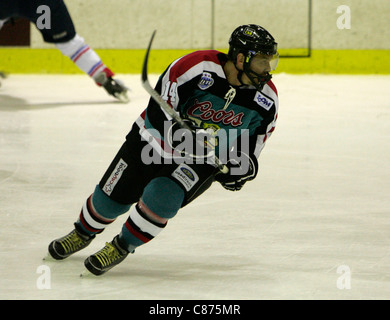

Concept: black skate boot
[[84, 235, 129, 276], [48, 225, 95, 260], [95, 71, 129, 103]]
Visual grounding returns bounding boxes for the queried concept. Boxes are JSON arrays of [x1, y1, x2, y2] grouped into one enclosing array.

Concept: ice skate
[[95, 71, 129, 103], [83, 235, 129, 276], [47, 226, 95, 260]]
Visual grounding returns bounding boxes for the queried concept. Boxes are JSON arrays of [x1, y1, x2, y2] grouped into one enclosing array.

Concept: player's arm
[[214, 135, 259, 191], [215, 112, 277, 191]]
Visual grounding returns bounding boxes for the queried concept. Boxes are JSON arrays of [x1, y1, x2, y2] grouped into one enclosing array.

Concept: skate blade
[[80, 269, 96, 278], [80, 269, 91, 278], [115, 91, 130, 103], [42, 252, 55, 261]]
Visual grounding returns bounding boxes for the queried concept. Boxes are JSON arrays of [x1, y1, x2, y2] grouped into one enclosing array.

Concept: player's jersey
[[132, 50, 278, 163]]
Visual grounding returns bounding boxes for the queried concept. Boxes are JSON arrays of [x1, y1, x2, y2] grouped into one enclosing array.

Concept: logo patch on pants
[[171, 163, 199, 191], [103, 159, 128, 196]]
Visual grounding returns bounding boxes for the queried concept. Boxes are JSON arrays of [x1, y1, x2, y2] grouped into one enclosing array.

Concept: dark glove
[[167, 119, 216, 158], [214, 152, 258, 191]]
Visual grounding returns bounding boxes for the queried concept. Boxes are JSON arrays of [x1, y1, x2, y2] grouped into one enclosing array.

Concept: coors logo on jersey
[[187, 99, 244, 127]]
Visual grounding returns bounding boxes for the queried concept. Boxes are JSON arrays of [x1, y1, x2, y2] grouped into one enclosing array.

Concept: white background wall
[[31, 0, 390, 50]]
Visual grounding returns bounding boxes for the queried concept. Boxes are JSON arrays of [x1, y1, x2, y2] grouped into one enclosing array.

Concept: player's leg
[[0, 71, 5, 87], [29, 0, 129, 101], [84, 161, 217, 275], [84, 176, 183, 275], [47, 187, 131, 260], [55, 33, 129, 102], [47, 137, 151, 260]]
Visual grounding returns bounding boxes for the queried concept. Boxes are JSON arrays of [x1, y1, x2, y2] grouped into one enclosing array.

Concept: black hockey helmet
[[228, 24, 278, 90]]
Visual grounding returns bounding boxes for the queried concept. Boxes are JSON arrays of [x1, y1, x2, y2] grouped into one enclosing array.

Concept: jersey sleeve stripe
[[161, 51, 225, 110]]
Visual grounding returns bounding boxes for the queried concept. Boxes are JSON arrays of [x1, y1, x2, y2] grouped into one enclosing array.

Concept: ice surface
[[0, 74, 389, 300]]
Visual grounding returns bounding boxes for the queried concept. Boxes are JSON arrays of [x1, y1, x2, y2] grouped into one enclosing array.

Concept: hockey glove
[[167, 119, 217, 159], [214, 152, 258, 191]]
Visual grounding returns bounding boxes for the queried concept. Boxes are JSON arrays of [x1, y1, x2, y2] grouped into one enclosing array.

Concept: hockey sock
[[119, 203, 167, 252], [55, 34, 113, 81], [76, 185, 131, 237], [119, 177, 185, 252]]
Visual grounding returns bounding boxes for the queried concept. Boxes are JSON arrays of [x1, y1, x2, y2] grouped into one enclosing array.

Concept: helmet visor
[[248, 51, 279, 72], [269, 52, 279, 71], [244, 52, 279, 91]]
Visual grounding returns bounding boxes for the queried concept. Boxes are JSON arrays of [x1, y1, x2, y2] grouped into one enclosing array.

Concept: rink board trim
[[1, 48, 390, 74]]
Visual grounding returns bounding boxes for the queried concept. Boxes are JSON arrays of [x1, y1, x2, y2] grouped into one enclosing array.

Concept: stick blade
[[142, 30, 157, 83]]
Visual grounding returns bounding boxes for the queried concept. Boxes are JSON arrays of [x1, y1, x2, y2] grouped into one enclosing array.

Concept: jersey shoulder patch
[[253, 91, 274, 111]]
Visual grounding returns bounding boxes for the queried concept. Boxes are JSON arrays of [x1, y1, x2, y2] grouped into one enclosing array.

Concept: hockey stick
[[141, 30, 228, 174]]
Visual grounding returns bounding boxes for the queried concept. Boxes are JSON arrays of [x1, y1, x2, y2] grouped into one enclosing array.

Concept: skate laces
[[60, 230, 88, 254], [94, 242, 122, 267]]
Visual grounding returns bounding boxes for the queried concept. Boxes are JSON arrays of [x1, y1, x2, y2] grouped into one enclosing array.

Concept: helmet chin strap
[[244, 68, 272, 91], [234, 62, 271, 91]]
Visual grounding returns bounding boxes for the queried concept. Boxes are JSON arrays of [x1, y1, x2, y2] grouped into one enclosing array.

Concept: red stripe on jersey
[[168, 50, 222, 82], [164, 50, 223, 108], [263, 126, 276, 142], [268, 126, 275, 134], [266, 80, 278, 96]]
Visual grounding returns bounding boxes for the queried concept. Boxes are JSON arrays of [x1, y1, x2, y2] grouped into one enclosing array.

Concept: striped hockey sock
[[55, 34, 112, 81], [119, 204, 167, 252], [76, 194, 116, 236]]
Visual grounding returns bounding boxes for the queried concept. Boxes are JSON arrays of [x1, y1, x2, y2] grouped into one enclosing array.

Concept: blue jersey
[[133, 50, 278, 164]]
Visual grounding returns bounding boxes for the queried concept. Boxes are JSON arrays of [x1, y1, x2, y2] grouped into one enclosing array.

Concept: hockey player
[[47, 24, 279, 275], [0, 0, 128, 102], [0, 71, 5, 87]]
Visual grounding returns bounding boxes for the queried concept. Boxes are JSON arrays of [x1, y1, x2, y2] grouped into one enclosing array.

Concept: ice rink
[[0, 73, 389, 300]]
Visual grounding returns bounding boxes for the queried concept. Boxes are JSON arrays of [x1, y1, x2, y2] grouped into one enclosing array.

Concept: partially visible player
[[0, 71, 5, 87], [0, 0, 128, 102], [47, 24, 280, 275]]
